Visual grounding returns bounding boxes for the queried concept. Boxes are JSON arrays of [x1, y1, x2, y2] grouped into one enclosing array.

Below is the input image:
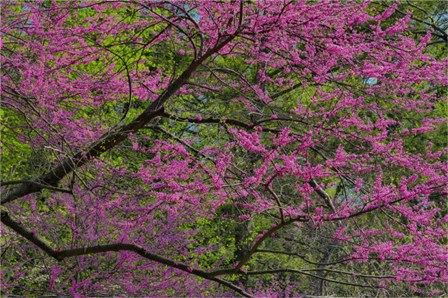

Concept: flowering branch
[[0, 210, 252, 297]]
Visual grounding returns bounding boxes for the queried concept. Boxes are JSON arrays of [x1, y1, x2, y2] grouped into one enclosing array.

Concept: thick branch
[[309, 179, 336, 212], [1, 180, 72, 194], [0, 211, 251, 297], [1, 35, 236, 205], [1, 211, 59, 258]]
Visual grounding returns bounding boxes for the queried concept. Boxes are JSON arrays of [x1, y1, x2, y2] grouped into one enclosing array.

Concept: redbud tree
[[1, 1, 447, 297]]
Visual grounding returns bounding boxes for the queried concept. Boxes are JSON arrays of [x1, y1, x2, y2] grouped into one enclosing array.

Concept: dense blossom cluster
[[1, 0, 446, 297]]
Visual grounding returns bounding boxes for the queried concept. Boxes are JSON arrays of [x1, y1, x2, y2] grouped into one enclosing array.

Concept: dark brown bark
[[1, 35, 236, 205], [0, 210, 252, 297]]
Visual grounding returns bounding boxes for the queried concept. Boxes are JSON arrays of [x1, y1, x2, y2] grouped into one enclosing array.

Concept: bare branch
[[243, 269, 381, 288], [266, 186, 285, 223]]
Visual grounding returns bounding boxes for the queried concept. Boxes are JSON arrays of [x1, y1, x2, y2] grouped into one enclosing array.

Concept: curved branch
[[250, 253, 394, 279], [243, 269, 381, 288], [0, 210, 252, 297], [210, 216, 309, 276], [209, 267, 382, 289]]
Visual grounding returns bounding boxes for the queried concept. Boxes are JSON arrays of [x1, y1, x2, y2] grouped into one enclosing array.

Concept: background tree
[[1, 1, 446, 297]]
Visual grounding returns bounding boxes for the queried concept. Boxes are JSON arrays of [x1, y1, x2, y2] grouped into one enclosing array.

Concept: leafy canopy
[[1, 1, 447, 297]]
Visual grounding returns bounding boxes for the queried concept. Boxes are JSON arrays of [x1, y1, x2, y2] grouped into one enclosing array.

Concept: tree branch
[[1, 180, 72, 194], [266, 186, 285, 223], [159, 110, 281, 133], [211, 216, 309, 275], [1, 34, 237, 206], [0, 210, 252, 297], [243, 269, 381, 288]]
